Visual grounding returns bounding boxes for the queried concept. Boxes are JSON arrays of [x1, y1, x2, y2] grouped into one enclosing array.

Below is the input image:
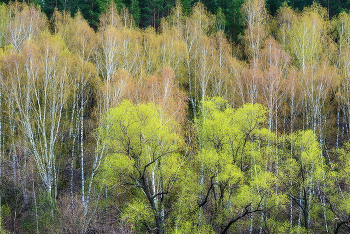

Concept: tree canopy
[[0, 0, 350, 233]]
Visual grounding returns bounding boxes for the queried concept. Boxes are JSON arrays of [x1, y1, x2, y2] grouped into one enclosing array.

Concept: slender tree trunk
[[303, 188, 309, 233], [81, 91, 85, 214], [297, 183, 303, 233], [33, 180, 39, 234], [198, 91, 206, 228], [290, 95, 295, 229], [71, 133, 76, 214]]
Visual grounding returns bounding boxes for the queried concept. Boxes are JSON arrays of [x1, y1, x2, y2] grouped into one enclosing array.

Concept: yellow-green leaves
[[122, 197, 153, 227], [291, 130, 323, 178], [98, 100, 183, 232], [284, 3, 330, 70], [196, 97, 269, 173], [100, 100, 182, 177], [233, 102, 267, 135], [194, 97, 276, 231]]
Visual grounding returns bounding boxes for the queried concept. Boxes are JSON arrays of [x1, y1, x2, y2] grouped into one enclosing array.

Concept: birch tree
[[242, 0, 267, 65], [1, 32, 70, 197], [7, 2, 46, 51]]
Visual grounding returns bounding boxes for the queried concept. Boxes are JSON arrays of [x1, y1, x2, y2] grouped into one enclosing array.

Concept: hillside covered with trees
[[1, 0, 349, 41], [0, 0, 350, 233]]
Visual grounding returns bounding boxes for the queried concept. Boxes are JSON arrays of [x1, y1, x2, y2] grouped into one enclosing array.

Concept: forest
[[0, 0, 350, 233]]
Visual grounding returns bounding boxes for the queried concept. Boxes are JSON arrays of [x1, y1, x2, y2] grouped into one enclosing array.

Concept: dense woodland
[[1, 0, 350, 233], [0, 0, 349, 41]]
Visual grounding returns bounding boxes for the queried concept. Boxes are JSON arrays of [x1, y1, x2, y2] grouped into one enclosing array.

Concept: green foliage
[[22, 190, 59, 233], [0, 226, 9, 234], [1, 0, 350, 232], [98, 100, 183, 232], [0, 204, 10, 234], [122, 194, 154, 231], [0, 3, 9, 48], [288, 130, 324, 180], [215, 7, 226, 31], [129, 0, 140, 24], [193, 97, 282, 232]]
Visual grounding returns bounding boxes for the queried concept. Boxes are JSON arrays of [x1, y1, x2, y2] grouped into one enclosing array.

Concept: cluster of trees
[[1, 0, 349, 41], [0, 0, 350, 233]]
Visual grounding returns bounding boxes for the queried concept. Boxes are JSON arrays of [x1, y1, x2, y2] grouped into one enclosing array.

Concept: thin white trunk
[[290, 95, 295, 229], [81, 92, 85, 214], [69, 100, 77, 216]]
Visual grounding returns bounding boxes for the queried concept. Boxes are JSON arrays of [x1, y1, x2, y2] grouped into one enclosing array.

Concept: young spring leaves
[[98, 100, 183, 233]]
